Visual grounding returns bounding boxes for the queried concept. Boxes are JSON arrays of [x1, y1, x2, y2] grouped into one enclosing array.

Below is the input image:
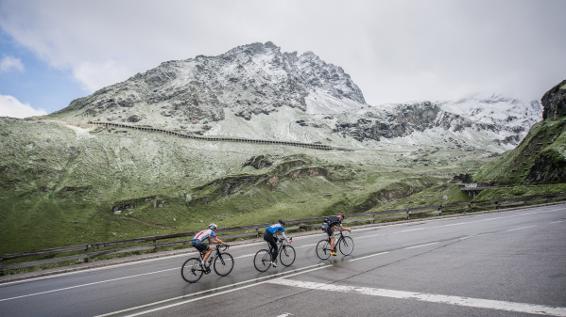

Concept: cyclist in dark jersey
[[323, 212, 351, 256]]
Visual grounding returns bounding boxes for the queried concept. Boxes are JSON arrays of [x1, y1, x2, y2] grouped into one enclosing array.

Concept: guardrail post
[[405, 208, 410, 220], [255, 226, 260, 238], [437, 205, 443, 216]]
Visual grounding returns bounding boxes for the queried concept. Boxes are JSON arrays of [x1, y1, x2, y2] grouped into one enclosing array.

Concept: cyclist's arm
[[338, 224, 352, 233], [279, 231, 291, 243], [211, 236, 224, 244]]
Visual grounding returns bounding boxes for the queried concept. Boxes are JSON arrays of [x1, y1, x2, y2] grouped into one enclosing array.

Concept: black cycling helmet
[[278, 219, 286, 226]]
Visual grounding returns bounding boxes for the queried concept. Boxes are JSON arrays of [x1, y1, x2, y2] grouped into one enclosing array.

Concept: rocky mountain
[[476, 79, 566, 184], [52, 42, 541, 152], [0, 42, 551, 254]]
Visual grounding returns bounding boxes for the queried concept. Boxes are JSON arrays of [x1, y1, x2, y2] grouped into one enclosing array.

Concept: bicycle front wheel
[[279, 245, 296, 267], [213, 252, 235, 277], [181, 257, 203, 283], [315, 239, 331, 260], [338, 236, 355, 256], [253, 249, 271, 272]]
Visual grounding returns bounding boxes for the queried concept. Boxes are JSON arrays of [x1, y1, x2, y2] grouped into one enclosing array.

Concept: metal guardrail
[[1, 191, 565, 273]]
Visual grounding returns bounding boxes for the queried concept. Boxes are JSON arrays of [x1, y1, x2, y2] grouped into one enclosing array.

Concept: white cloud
[[0, 56, 24, 73], [0, 0, 565, 104], [72, 60, 133, 92], [0, 95, 47, 118]]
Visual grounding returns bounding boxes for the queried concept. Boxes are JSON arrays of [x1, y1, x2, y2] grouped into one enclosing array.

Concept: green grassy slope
[[475, 117, 566, 184], [0, 118, 495, 253]]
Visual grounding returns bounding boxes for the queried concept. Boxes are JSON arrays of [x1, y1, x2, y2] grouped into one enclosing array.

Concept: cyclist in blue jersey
[[264, 220, 291, 267], [192, 223, 225, 271]]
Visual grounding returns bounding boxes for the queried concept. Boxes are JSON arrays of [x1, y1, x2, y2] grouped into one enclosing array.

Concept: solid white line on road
[[96, 248, 394, 316], [276, 313, 294, 317], [400, 227, 426, 233], [440, 222, 469, 227], [106, 263, 333, 317], [0, 268, 177, 302], [296, 243, 316, 249], [505, 225, 537, 232], [268, 279, 566, 317], [348, 252, 390, 263], [404, 242, 439, 250], [550, 220, 564, 224], [234, 253, 254, 259]]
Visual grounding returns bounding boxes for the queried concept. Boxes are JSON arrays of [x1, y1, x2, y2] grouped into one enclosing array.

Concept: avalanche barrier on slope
[[88, 121, 351, 151]]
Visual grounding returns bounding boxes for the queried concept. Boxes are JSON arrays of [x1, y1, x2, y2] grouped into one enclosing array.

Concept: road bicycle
[[181, 244, 234, 283], [315, 231, 354, 260], [253, 238, 296, 272]]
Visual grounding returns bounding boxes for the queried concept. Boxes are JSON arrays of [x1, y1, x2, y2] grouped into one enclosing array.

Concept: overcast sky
[[0, 0, 565, 117]]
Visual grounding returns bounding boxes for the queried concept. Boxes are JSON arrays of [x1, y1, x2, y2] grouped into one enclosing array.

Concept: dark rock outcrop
[[541, 79, 566, 120]]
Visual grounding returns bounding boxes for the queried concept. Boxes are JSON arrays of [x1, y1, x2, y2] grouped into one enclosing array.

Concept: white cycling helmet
[[208, 223, 218, 230]]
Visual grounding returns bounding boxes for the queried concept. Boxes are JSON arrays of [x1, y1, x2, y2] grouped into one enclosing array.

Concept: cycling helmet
[[278, 219, 286, 226], [208, 223, 218, 230]]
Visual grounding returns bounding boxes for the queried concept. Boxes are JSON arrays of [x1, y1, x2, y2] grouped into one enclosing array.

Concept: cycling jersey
[[193, 229, 216, 242], [265, 223, 289, 241], [324, 216, 341, 227]]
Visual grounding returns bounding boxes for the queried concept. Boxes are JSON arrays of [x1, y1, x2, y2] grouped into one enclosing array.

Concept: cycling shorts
[[192, 239, 209, 253]]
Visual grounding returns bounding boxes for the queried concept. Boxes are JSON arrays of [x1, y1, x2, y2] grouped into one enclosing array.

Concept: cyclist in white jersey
[[192, 223, 224, 269]]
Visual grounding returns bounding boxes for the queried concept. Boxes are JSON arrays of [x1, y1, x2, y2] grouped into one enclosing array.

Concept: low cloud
[[0, 56, 24, 73], [0, 0, 565, 105], [0, 95, 47, 118]]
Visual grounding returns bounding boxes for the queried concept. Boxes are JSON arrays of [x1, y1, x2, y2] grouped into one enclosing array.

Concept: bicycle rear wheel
[[279, 245, 296, 267], [338, 236, 355, 256], [213, 252, 235, 276], [253, 249, 271, 272], [315, 239, 331, 260], [181, 257, 203, 283]]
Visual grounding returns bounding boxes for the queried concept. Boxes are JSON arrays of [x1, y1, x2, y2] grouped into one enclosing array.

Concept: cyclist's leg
[[327, 225, 336, 251], [264, 232, 278, 261], [202, 243, 212, 265]]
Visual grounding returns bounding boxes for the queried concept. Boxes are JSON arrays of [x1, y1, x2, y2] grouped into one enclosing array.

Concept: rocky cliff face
[[55, 42, 365, 126], [51, 42, 541, 152], [475, 79, 566, 185], [541, 79, 566, 120]]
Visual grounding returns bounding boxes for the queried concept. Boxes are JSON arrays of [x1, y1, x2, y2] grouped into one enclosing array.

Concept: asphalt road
[[1, 203, 565, 317]]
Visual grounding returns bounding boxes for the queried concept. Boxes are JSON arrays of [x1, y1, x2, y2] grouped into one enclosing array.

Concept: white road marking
[[505, 225, 537, 232], [268, 279, 566, 317], [400, 227, 426, 233], [0, 268, 177, 302], [404, 242, 439, 250], [348, 251, 390, 262], [234, 253, 254, 259], [276, 313, 294, 317], [440, 222, 469, 227], [103, 263, 333, 317], [96, 248, 394, 316], [296, 243, 316, 249], [550, 220, 564, 224]]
